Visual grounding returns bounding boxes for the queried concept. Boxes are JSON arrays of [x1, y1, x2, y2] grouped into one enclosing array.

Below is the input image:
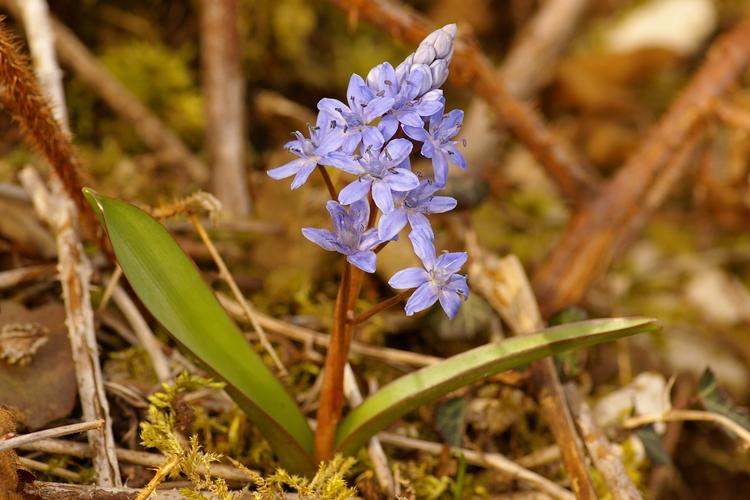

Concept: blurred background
[[2, 0, 750, 498]]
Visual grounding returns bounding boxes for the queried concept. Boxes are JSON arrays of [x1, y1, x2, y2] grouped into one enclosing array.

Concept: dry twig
[[19, 437, 257, 482], [201, 0, 250, 215], [624, 410, 750, 446], [0, 419, 103, 452], [20, 167, 121, 486], [377, 432, 574, 500], [467, 242, 596, 500], [0, 263, 56, 290], [532, 16, 750, 315], [565, 384, 642, 500]]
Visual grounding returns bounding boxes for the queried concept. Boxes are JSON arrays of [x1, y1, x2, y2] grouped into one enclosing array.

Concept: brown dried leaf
[[0, 322, 48, 366], [0, 301, 77, 429]]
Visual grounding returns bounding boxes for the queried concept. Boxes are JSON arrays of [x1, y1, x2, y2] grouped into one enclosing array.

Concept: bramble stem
[[317, 165, 338, 200], [314, 261, 364, 461], [348, 289, 413, 324]]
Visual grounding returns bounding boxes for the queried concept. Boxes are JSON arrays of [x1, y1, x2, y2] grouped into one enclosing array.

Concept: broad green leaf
[[83, 190, 315, 474], [334, 318, 659, 455]]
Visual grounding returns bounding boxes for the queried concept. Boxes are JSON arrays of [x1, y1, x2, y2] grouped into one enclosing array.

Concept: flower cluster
[[268, 24, 469, 319]]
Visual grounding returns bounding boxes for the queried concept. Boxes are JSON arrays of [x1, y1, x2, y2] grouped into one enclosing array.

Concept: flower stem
[[347, 289, 413, 325], [317, 165, 338, 200], [314, 261, 364, 461]]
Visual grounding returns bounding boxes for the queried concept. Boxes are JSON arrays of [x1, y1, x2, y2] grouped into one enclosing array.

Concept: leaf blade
[[334, 317, 659, 455], [84, 189, 315, 473]]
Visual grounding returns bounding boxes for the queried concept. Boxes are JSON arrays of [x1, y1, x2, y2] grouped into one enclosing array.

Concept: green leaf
[[334, 318, 659, 455], [698, 368, 750, 430], [636, 427, 671, 466], [83, 189, 315, 474], [435, 397, 465, 448]]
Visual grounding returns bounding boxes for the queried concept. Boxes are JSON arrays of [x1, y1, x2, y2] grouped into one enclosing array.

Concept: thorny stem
[[189, 214, 288, 377], [134, 454, 181, 500], [347, 289, 413, 324], [317, 165, 338, 200]]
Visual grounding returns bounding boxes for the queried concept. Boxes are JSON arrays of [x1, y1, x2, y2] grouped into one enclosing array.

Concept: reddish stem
[[347, 289, 412, 324], [314, 262, 364, 461]]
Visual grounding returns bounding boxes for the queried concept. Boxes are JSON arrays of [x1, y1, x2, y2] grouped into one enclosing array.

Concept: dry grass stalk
[[467, 240, 596, 499], [0, 264, 56, 290], [111, 284, 172, 382], [329, 0, 599, 202], [20, 167, 122, 487], [377, 432, 575, 500], [201, 0, 250, 215]]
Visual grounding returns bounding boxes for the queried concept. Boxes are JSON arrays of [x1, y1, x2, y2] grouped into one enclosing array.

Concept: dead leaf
[[0, 322, 48, 366], [0, 302, 77, 430]]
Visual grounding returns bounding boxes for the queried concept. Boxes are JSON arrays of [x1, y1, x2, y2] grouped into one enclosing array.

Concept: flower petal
[[438, 288, 462, 319], [378, 208, 408, 240], [364, 96, 396, 123], [362, 126, 385, 150], [338, 178, 372, 205], [317, 97, 348, 121], [384, 139, 413, 165], [359, 228, 381, 251], [397, 110, 424, 128], [408, 230, 436, 268], [389, 267, 429, 289], [323, 153, 362, 175], [325, 200, 349, 234], [432, 151, 448, 187], [385, 168, 419, 192], [267, 157, 306, 180], [347, 250, 377, 273], [426, 195, 457, 214], [378, 115, 399, 141], [290, 160, 318, 189], [349, 199, 371, 231], [372, 180, 394, 213], [435, 251, 468, 274], [403, 124, 429, 143], [404, 281, 439, 316], [301, 228, 339, 252], [444, 143, 467, 170], [407, 212, 434, 238]]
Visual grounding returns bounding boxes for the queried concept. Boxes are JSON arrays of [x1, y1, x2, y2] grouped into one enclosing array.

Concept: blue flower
[[388, 231, 469, 319], [404, 109, 466, 187], [317, 74, 395, 154], [337, 138, 420, 213], [302, 200, 380, 273], [267, 112, 357, 189], [366, 62, 444, 140], [377, 180, 457, 240]]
